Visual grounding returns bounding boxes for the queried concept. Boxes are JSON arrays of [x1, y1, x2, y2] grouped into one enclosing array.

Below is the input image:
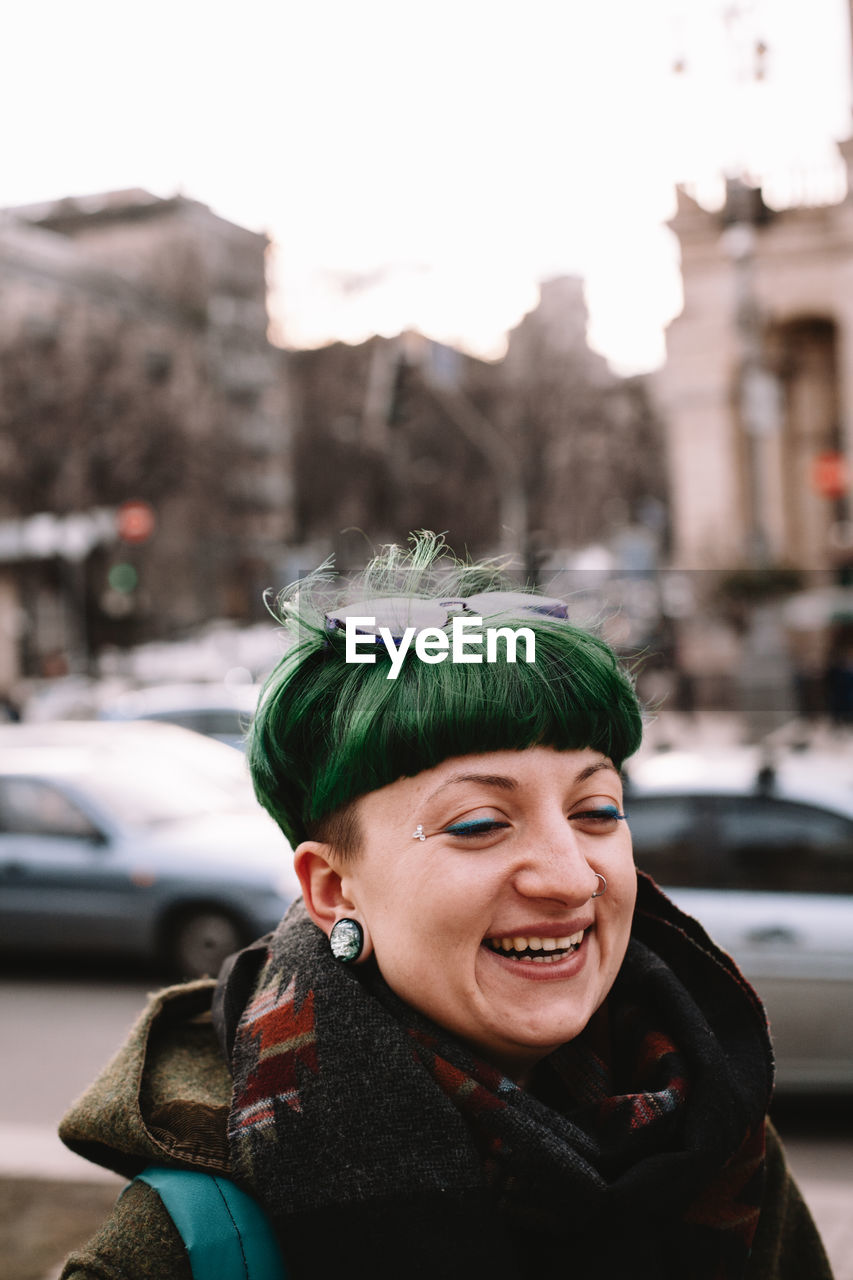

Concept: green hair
[[249, 533, 643, 849]]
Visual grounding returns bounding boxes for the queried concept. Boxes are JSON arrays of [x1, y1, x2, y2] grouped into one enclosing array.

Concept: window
[[144, 350, 173, 384], [625, 795, 715, 888], [711, 797, 853, 895], [0, 778, 101, 841]]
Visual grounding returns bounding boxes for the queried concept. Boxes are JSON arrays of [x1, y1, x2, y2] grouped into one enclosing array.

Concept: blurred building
[[0, 190, 292, 681], [289, 332, 502, 566], [500, 277, 668, 571], [657, 157, 853, 573], [289, 278, 667, 575]]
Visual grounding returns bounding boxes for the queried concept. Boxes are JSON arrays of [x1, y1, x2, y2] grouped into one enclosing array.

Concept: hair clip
[[324, 592, 569, 645], [412, 824, 426, 841]]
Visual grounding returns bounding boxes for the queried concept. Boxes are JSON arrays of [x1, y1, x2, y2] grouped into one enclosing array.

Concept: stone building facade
[[656, 150, 853, 573]]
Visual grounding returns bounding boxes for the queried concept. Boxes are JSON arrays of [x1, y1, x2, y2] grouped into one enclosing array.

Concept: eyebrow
[[427, 760, 619, 803], [573, 762, 620, 784], [429, 772, 519, 799]]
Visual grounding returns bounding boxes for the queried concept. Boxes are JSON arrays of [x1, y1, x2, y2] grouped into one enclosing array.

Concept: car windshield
[[80, 755, 259, 828]]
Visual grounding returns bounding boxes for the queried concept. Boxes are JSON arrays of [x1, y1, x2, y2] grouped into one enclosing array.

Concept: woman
[[60, 535, 832, 1279]]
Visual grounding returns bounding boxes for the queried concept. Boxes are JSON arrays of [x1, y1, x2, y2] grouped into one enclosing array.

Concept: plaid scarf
[[222, 875, 772, 1279]]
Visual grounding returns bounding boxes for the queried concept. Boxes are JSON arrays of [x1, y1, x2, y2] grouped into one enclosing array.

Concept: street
[[0, 971, 152, 1138], [2, 969, 853, 1277]]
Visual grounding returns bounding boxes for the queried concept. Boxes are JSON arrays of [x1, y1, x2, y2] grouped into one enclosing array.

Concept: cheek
[[619, 855, 638, 909], [360, 861, 450, 943], [369, 861, 491, 969], [608, 832, 636, 891], [602, 848, 637, 946]]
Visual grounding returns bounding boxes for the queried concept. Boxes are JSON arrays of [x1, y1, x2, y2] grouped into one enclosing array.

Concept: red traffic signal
[[117, 500, 156, 544], [812, 452, 849, 502]]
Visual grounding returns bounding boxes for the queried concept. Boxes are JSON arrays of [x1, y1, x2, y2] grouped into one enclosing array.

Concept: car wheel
[[168, 909, 244, 979]]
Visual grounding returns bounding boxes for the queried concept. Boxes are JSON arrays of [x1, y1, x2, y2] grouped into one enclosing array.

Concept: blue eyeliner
[[444, 818, 506, 836], [441, 808, 624, 838], [572, 806, 625, 820]]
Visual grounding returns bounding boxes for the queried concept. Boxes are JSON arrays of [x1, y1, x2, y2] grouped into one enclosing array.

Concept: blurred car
[[624, 746, 853, 1093], [98, 682, 261, 749], [0, 720, 297, 978]]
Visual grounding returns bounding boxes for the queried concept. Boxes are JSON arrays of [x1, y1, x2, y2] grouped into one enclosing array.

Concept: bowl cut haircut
[[248, 534, 643, 852]]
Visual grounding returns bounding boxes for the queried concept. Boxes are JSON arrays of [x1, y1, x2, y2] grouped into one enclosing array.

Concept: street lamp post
[[721, 185, 781, 569], [721, 183, 795, 741]]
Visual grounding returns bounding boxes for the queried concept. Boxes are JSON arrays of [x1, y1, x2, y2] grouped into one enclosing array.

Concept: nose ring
[[591, 873, 607, 898]]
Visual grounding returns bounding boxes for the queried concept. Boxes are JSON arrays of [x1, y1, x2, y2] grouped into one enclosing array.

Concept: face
[[334, 745, 636, 1082]]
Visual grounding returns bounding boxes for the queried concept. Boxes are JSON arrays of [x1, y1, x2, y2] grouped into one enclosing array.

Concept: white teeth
[[488, 929, 586, 956]]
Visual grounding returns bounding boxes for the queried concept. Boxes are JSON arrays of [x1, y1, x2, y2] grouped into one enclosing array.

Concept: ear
[[294, 841, 349, 932], [295, 841, 373, 963]]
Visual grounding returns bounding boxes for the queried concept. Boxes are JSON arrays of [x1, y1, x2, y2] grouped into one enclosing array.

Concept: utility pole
[[377, 332, 529, 563], [419, 377, 527, 562]]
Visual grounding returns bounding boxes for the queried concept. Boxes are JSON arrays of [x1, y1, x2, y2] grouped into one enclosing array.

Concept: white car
[[98, 682, 261, 749], [624, 746, 853, 1093], [0, 721, 297, 978]]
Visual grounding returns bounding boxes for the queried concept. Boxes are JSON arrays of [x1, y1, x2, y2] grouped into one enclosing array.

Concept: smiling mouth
[[483, 930, 586, 964]]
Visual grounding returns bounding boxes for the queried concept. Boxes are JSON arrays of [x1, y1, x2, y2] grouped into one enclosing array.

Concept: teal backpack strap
[[133, 1166, 288, 1280]]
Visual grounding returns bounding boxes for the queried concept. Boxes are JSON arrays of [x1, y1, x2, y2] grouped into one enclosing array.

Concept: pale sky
[[2, 0, 850, 372]]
